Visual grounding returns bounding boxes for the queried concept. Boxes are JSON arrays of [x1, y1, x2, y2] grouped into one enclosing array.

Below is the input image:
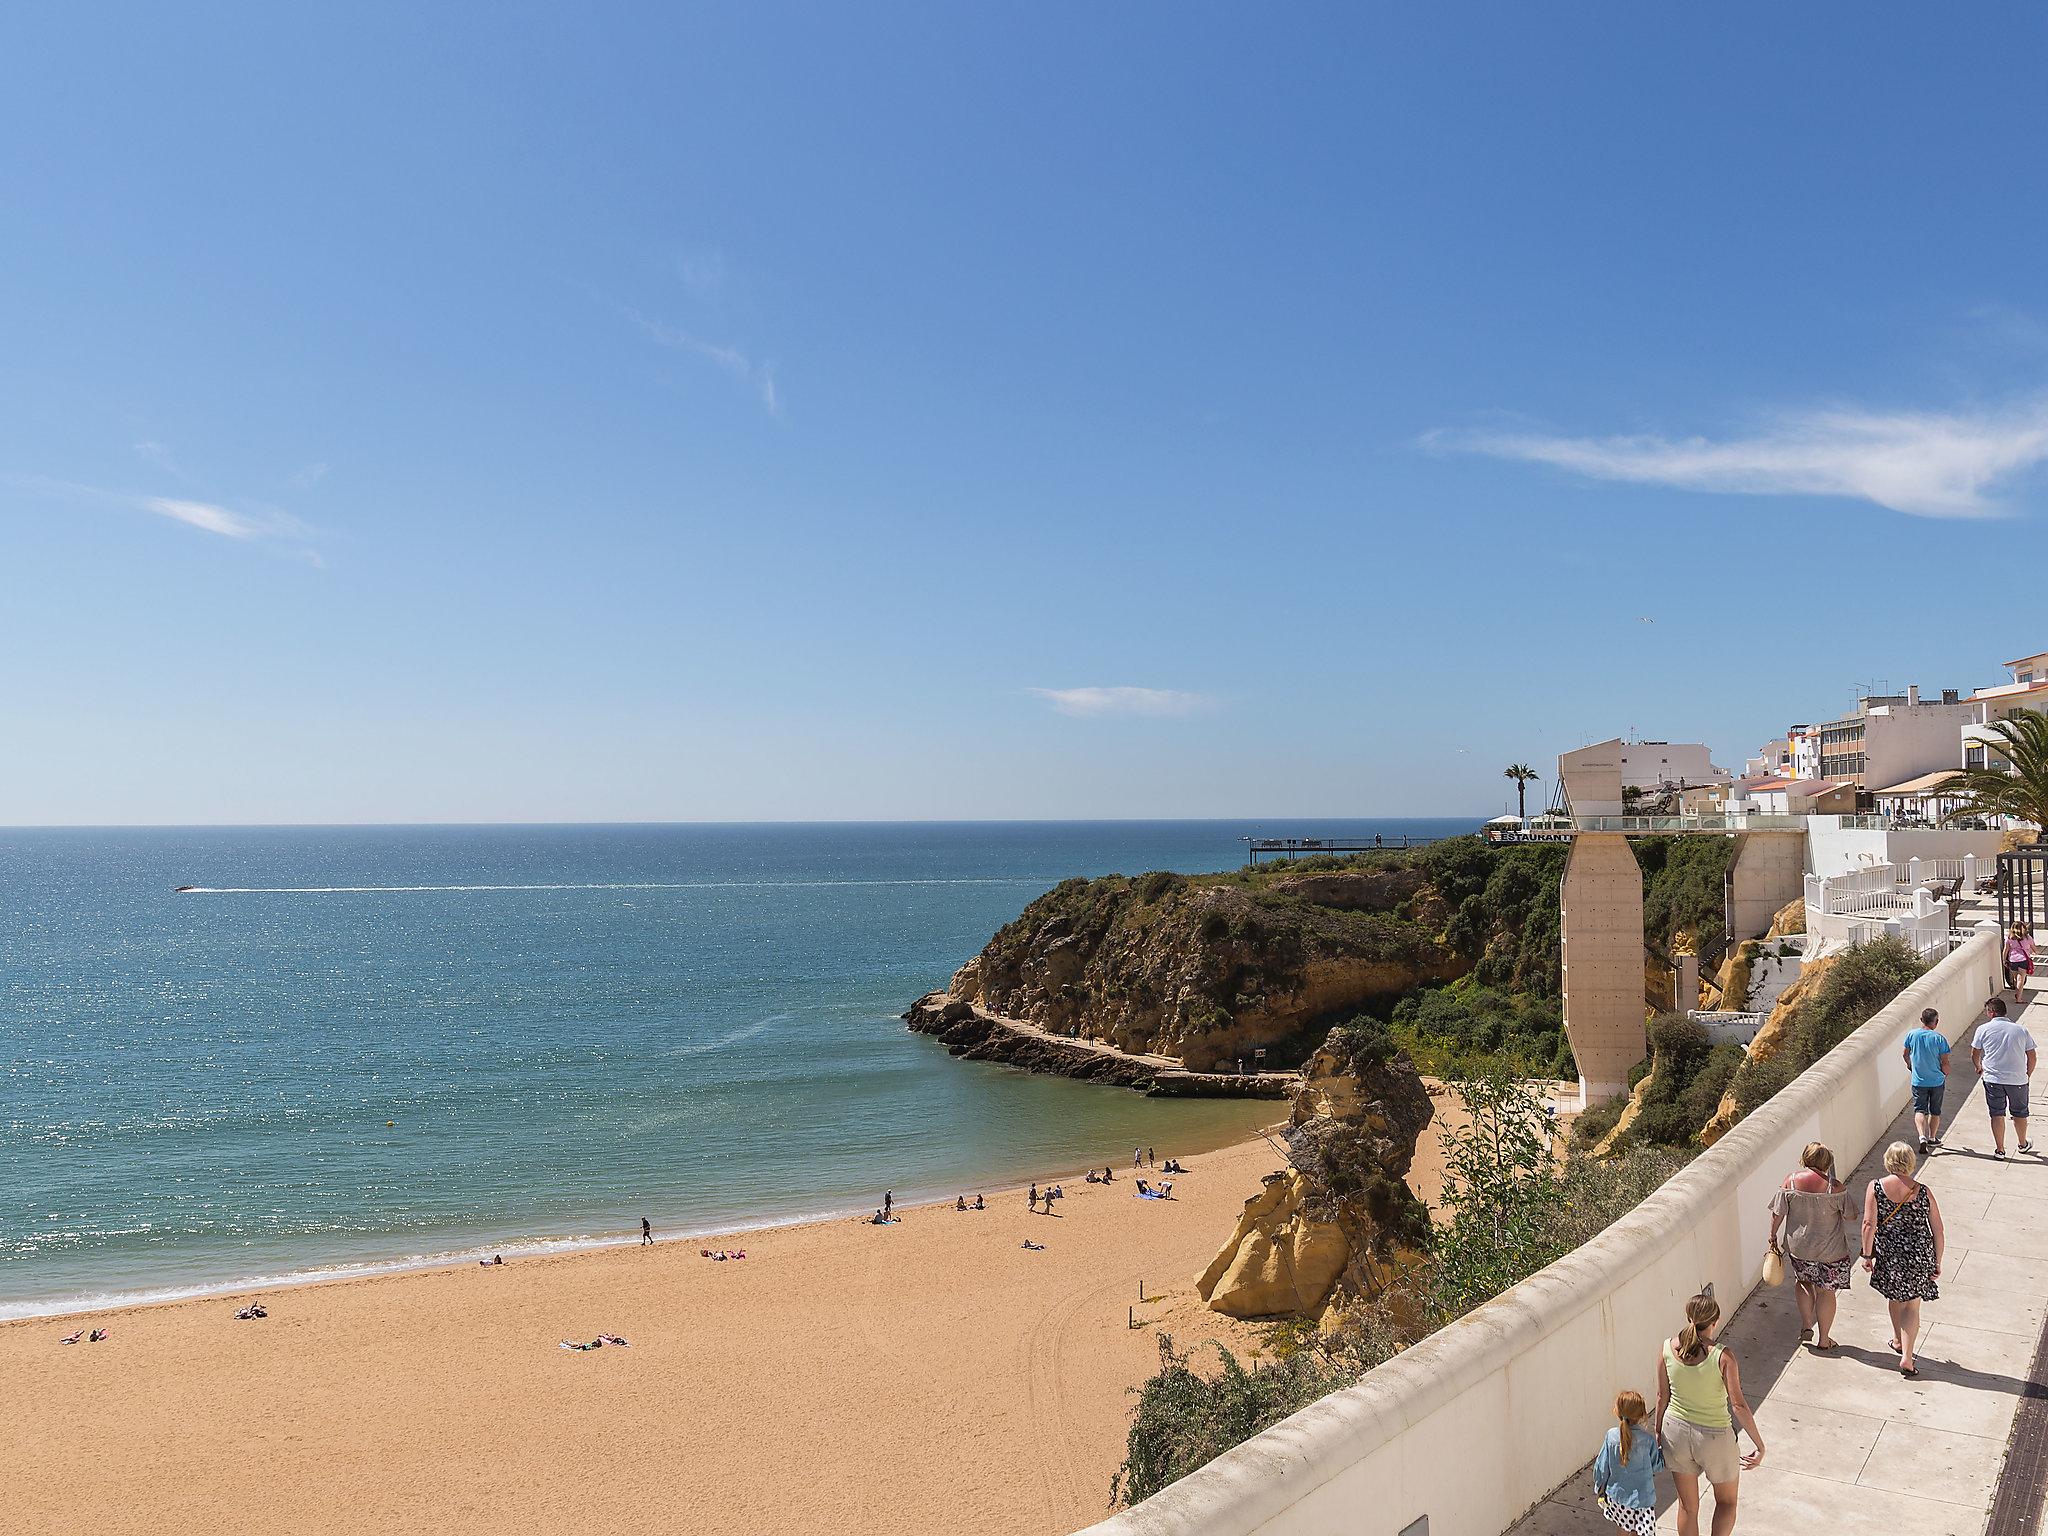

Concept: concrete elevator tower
[[1557, 740, 1647, 1107]]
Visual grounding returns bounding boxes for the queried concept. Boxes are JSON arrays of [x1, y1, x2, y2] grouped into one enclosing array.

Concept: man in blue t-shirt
[[1902, 1007, 1952, 1153]]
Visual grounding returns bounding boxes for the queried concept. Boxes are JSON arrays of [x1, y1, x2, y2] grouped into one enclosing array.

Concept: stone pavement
[[1508, 983, 2045, 1535]]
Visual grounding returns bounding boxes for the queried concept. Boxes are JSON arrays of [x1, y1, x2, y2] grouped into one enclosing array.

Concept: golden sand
[[4, 1134, 1324, 1536]]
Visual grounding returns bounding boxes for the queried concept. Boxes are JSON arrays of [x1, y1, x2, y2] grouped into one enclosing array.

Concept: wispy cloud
[[1028, 686, 1215, 718], [1431, 400, 2048, 518], [627, 309, 781, 416], [144, 497, 314, 546], [9, 473, 322, 563]]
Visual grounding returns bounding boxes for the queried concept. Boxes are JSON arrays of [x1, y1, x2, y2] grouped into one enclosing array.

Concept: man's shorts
[[1986, 1080, 2032, 1119], [1913, 1084, 1946, 1116], [1662, 1416, 1740, 1484]]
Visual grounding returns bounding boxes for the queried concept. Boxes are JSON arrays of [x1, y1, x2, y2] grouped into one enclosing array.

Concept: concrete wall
[[1864, 702, 1978, 788], [1079, 929, 2003, 1536], [1561, 832, 1645, 1103], [1558, 740, 1626, 819], [1726, 830, 1805, 942]]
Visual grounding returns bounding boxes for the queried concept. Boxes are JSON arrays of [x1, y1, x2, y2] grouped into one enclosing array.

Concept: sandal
[[1900, 1362, 1919, 1377], [1799, 1327, 1814, 1343], [1813, 1338, 1837, 1350]]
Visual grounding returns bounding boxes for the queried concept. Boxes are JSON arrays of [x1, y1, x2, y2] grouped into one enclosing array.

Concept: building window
[[1966, 746, 1986, 769]]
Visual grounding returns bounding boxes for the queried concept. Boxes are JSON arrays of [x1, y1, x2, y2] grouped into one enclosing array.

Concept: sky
[[5, 4, 2048, 824]]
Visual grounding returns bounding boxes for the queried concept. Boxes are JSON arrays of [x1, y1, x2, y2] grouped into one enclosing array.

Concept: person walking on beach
[[1902, 1008, 1951, 1152], [1862, 1140, 1944, 1377], [1972, 997, 2036, 1157], [883, 1191, 893, 1220], [1133, 1147, 1142, 1169], [1028, 1183, 1038, 1212], [1656, 1291, 1764, 1536], [640, 1217, 653, 1246], [1766, 1142, 1858, 1350]]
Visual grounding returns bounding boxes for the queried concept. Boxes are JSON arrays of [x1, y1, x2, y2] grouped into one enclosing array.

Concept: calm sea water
[[1, 820, 1470, 1317]]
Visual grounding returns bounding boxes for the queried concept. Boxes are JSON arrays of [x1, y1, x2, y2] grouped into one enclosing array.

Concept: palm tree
[[1942, 713, 2048, 837], [1504, 763, 1539, 821]]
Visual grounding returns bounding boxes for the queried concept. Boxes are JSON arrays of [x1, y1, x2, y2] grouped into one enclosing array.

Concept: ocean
[[1, 819, 1471, 1317]]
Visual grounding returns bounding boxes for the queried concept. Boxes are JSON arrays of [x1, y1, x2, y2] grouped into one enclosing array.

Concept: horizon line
[[0, 814, 1489, 832]]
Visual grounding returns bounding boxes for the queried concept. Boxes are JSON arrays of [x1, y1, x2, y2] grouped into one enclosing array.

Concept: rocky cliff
[[909, 866, 1462, 1076], [1200, 1028, 1435, 1319]]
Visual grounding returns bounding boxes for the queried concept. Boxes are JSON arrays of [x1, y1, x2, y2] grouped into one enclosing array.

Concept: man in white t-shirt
[[1972, 997, 2037, 1158]]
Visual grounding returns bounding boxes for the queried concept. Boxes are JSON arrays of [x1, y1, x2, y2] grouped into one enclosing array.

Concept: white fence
[[1805, 860, 1968, 959], [1686, 1010, 1768, 1046], [1079, 928, 2003, 1536]]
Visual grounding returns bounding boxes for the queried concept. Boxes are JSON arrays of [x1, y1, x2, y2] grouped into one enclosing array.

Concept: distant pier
[[1242, 834, 1448, 867]]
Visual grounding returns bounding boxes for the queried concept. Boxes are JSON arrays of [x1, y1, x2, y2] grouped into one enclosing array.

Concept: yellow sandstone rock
[[1592, 1071, 1655, 1159], [1766, 897, 1806, 939], [1197, 1169, 1351, 1319]]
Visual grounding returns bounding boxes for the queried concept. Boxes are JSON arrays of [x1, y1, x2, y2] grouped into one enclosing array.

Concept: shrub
[[1111, 1336, 1357, 1509]]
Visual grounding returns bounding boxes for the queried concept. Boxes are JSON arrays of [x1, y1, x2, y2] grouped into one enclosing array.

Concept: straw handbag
[[1761, 1247, 1785, 1286]]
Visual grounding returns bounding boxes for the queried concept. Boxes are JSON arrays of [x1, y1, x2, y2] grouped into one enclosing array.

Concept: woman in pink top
[[2006, 925, 2036, 996]]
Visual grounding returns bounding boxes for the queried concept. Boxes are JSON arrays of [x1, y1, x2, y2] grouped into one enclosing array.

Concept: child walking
[[1592, 1390, 1661, 1534]]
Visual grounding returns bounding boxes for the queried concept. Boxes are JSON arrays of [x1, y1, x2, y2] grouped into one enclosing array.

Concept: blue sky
[[6, 5, 2048, 823]]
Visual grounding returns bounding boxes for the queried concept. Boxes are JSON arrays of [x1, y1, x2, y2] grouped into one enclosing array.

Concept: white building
[[1964, 649, 2048, 773], [1808, 686, 1976, 789], [1617, 741, 1728, 791]]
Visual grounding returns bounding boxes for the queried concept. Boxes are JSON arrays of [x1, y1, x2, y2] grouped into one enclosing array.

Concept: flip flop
[[1900, 1362, 1919, 1377], [1798, 1327, 1813, 1342], [1813, 1339, 1837, 1351]]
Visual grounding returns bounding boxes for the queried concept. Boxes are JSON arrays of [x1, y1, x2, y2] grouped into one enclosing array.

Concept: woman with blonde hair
[[1656, 1291, 1764, 1536], [1863, 1140, 1944, 1377], [1766, 1141, 1859, 1350], [1591, 1389, 1661, 1533]]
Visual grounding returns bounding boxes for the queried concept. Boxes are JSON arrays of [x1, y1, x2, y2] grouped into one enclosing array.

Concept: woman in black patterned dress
[[1861, 1140, 1945, 1378]]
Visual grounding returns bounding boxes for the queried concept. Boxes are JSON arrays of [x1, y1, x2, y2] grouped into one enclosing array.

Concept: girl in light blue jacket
[[1592, 1389, 1662, 1534]]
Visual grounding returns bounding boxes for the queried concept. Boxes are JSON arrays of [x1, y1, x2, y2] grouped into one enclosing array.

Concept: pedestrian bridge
[[1077, 929, 2034, 1536]]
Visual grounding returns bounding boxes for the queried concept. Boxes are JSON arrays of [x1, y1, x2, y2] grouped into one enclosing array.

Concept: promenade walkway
[[1508, 985, 2047, 1536]]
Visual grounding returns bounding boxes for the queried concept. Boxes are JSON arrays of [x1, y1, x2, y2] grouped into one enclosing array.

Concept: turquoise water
[[1, 820, 1469, 1316]]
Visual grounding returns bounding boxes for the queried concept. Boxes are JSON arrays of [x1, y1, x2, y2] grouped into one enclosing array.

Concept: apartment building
[[1964, 650, 2048, 771], [1805, 686, 1975, 788]]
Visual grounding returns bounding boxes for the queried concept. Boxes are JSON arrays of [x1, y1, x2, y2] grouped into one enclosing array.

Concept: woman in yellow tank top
[[1655, 1292, 1765, 1536]]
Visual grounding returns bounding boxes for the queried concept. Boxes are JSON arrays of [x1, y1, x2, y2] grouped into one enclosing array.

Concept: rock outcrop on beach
[[1200, 1028, 1434, 1320], [1198, 1170, 1351, 1318], [907, 867, 1462, 1076]]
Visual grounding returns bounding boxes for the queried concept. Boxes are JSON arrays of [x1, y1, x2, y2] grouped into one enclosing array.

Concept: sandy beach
[[4, 1132, 1317, 1536]]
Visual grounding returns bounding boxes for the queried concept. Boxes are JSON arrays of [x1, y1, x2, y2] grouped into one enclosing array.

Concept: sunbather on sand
[[1019, 1240, 1046, 1251]]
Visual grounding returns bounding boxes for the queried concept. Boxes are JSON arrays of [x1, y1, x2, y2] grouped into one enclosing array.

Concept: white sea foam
[[0, 1207, 853, 1322], [174, 880, 1050, 894]]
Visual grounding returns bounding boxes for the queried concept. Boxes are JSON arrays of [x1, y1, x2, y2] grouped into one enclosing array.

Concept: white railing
[[1841, 915, 1954, 962], [1687, 1009, 1769, 1046]]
